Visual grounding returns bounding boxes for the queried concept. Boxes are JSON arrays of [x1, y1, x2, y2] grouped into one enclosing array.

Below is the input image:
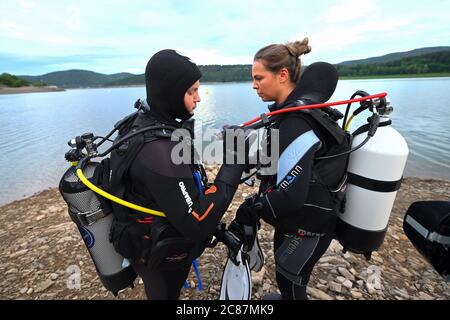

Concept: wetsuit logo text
[[179, 181, 193, 213], [279, 165, 303, 189]]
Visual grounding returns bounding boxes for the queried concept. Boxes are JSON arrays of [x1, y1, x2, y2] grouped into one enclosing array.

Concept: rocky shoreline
[[0, 86, 64, 95], [0, 170, 448, 300]]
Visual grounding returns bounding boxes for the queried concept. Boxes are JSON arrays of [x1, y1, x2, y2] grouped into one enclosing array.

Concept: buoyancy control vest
[[258, 100, 351, 235], [60, 102, 209, 294], [107, 111, 173, 262], [298, 105, 351, 191], [107, 110, 208, 270], [108, 111, 174, 223]]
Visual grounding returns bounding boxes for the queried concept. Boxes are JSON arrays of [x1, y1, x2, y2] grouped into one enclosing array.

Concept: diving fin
[[247, 232, 264, 272], [219, 246, 252, 300]]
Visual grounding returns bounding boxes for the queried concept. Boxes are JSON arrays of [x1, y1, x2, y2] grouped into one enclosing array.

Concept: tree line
[[0, 73, 30, 87], [336, 51, 450, 76]]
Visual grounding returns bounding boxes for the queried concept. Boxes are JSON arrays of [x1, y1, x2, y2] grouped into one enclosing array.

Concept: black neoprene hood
[[145, 49, 202, 122]]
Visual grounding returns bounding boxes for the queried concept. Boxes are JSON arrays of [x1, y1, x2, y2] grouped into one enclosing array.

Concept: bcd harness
[[255, 99, 352, 235], [102, 105, 209, 269]]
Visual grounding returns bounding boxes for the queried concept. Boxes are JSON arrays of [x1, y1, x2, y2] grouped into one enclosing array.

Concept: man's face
[[184, 80, 201, 115]]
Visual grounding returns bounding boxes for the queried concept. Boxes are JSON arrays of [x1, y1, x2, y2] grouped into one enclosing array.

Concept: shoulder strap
[[109, 112, 175, 221], [272, 99, 346, 145], [143, 127, 174, 143], [297, 109, 346, 145], [280, 100, 351, 189]]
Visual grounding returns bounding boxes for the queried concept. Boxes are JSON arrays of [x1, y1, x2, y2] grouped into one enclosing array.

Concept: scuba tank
[[334, 95, 409, 259], [59, 134, 137, 296]]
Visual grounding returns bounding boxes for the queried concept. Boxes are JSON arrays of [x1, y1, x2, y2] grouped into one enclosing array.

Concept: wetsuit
[[128, 137, 243, 299], [256, 90, 340, 300]]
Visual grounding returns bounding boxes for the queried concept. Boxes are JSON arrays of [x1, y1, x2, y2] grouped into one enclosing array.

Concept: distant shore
[[340, 73, 450, 80], [0, 86, 65, 95], [101, 73, 450, 87], [1, 74, 448, 94]]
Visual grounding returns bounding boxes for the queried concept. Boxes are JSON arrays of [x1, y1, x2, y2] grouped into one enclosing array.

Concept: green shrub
[[0, 73, 30, 87]]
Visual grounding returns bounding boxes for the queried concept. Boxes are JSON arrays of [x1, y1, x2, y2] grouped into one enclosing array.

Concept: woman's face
[[252, 60, 282, 102], [184, 80, 201, 115]]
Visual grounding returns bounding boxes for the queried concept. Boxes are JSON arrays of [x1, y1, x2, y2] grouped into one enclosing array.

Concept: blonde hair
[[254, 37, 311, 83]]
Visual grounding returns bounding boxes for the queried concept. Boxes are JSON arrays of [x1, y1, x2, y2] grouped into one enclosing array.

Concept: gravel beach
[[0, 167, 448, 300]]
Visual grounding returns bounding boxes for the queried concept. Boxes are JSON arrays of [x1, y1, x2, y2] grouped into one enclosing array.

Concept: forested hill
[[336, 50, 450, 77], [337, 46, 450, 66], [0, 73, 30, 87], [19, 70, 133, 88], [15, 47, 450, 88], [106, 65, 253, 86]]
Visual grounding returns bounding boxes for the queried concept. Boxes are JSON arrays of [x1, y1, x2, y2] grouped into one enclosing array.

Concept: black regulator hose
[[342, 90, 370, 130], [97, 124, 177, 157], [317, 113, 381, 160]]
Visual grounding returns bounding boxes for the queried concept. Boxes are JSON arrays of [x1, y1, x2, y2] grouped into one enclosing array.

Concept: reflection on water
[[0, 78, 449, 205]]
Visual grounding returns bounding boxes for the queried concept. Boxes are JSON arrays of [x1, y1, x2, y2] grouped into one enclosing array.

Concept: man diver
[[109, 50, 245, 300]]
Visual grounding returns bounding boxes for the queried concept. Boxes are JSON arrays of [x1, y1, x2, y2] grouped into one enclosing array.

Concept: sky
[[1, 0, 449, 75]]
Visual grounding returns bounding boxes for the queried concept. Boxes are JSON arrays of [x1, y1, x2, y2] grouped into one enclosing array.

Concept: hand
[[222, 125, 255, 165], [235, 203, 258, 226], [235, 195, 262, 226]]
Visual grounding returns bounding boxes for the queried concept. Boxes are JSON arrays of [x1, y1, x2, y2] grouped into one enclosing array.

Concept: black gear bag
[[403, 201, 450, 281]]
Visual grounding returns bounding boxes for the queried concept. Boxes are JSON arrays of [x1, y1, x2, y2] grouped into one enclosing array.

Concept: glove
[[235, 195, 262, 226], [222, 125, 255, 166], [214, 125, 250, 188], [215, 163, 245, 188]]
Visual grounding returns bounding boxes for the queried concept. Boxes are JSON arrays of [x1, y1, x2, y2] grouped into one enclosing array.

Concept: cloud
[[180, 48, 252, 65], [310, 1, 420, 62], [67, 5, 81, 30], [0, 21, 28, 37], [313, 16, 416, 50], [0, 26, 74, 46], [323, 0, 376, 23], [17, 0, 35, 9], [1, 0, 449, 74]]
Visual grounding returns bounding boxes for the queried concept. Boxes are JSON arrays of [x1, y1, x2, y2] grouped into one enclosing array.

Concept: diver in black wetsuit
[[110, 50, 245, 300], [232, 38, 347, 300]]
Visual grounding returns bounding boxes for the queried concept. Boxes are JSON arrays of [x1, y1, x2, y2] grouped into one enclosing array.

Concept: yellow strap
[[76, 168, 166, 217]]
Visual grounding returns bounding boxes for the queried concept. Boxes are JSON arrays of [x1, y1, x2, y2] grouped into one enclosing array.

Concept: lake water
[[1, 78, 449, 205]]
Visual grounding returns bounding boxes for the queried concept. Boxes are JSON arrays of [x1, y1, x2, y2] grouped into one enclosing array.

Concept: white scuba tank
[[335, 116, 409, 259]]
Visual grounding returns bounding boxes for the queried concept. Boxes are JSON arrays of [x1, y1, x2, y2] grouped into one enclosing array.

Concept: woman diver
[[231, 38, 348, 300]]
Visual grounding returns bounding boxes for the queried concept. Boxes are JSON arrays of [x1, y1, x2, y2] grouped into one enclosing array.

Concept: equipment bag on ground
[[403, 200, 450, 281]]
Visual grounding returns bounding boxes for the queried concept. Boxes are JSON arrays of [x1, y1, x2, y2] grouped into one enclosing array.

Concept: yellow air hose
[[76, 168, 166, 217], [344, 114, 356, 132]]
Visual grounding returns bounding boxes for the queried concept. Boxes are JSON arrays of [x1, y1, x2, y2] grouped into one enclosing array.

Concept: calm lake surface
[[0, 78, 449, 205]]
